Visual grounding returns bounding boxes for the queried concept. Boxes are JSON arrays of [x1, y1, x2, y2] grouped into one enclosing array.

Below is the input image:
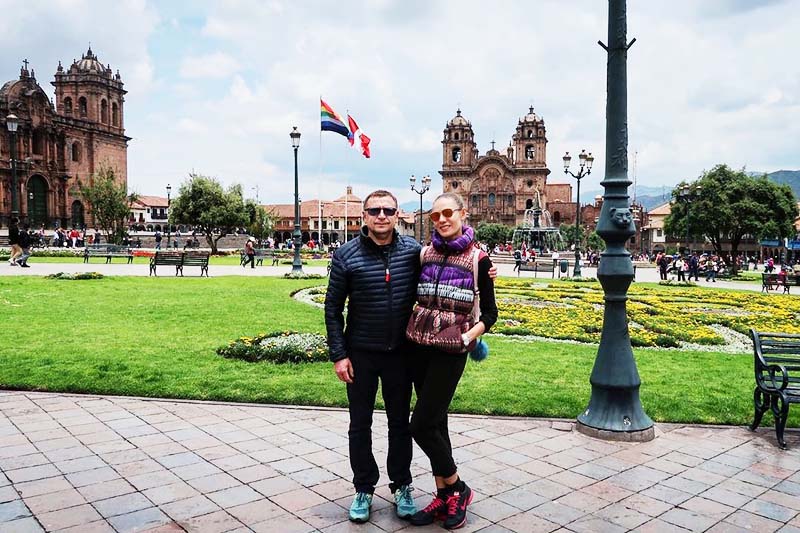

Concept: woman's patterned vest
[[406, 244, 480, 352]]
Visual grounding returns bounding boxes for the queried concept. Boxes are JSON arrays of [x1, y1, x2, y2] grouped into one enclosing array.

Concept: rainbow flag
[[320, 99, 350, 138]]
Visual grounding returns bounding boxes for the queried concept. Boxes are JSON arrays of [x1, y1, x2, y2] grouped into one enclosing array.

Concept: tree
[[79, 166, 137, 244], [246, 201, 277, 244], [475, 223, 512, 249], [169, 174, 249, 254], [664, 164, 797, 273], [587, 231, 606, 252]]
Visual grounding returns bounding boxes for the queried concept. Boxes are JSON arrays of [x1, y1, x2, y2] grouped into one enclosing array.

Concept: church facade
[[440, 107, 574, 228], [0, 48, 129, 229]]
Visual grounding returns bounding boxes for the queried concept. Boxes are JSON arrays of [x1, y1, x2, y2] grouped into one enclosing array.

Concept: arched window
[[112, 102, 119, 126], [488, 193, 496, 207], [27, 175, 48, 227], [471, 195, 478, 207], [71, 200, 84, 228], [527, 129, 533, 139], [507, 195, 513, 206], [525, 145, 534, 160], [78, 97, 87, 117], [32, 130, 44, 155], [451, 147, 462, 163], [526, 199, 533, 209], [71, 142, 81, 162], [100, 99, 108, 124], [553, 211, 561, 225], [454, 132, 460, 141], [64, 97, 73, 114]]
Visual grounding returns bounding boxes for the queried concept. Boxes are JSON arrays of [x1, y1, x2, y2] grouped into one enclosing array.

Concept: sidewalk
[[0, 391, 798, 532]]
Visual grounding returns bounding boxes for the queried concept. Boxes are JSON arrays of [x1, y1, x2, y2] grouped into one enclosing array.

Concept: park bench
[[518, 261, 555, 278], [149, 251, 210, 277], [239, 249, 278, 267], [83, 244, 134, 264], [762, 273, 789, 294], [0, 236, 8, 246], [749, 329, 800, 449]]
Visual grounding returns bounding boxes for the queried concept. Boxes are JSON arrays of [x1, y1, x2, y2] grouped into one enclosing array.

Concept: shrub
[[217, 331, 328, 363], [45, 272, 104, 280], [283, 273, 324, 279]]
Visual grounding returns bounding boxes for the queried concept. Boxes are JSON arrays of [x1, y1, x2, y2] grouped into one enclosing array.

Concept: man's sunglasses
[[365, 206, 397, 217], [429, 208, 459, 222]]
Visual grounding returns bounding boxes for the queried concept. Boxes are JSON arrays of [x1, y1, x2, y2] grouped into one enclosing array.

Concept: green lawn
[[0, 275, 787, 427]]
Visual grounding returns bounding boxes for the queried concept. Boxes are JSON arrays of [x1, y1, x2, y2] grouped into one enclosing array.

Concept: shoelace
[[397, 485, 414, 501], [355, 493, 370, 505], [446, 492, 461, 515], [422, 495, 445, 513]]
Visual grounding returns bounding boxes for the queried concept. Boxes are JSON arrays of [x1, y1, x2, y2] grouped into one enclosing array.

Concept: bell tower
[[442, 109, 476, 170], [52, 47, 126, 134], [512, 106, 547, 168]]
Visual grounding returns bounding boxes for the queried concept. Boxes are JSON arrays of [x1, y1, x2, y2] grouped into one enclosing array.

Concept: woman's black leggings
[[409, 344, 467, 478]]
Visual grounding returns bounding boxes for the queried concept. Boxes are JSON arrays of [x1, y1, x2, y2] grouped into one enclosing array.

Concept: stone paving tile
[[2, 391, 800, 532], [1, 517, 45, 533]]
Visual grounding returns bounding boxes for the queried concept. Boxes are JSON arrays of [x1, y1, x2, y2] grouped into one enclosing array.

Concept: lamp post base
[[576, 420, 655, 442]]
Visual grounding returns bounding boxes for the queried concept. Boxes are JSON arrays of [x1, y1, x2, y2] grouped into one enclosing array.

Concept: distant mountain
[[400, 200, 432, 213], [762, 170, 800, 198]]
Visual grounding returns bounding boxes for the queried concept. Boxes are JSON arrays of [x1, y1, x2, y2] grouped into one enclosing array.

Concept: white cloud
[[179, 52, 240, 79], [3, 0, 798, 203]]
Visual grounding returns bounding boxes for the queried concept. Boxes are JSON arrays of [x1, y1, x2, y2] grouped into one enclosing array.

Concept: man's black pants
[[409, 344, 467, 478], [347, 350, 412, 494]]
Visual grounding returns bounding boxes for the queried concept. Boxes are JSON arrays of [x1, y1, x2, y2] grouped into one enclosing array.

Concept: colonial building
[[129, 196, 169, 230], [440, 107, 575, 228], [265, 186, 416, 245], [0, 48, 129, 229]]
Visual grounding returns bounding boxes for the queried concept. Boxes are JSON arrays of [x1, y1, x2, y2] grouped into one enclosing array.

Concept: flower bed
[[492, 279, 799, 348], [45, 272, 105, 280], [217, 330, 328, 363]]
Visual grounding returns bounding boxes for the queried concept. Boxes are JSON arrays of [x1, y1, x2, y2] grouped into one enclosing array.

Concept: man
[[16, 225, 31, 268], [325, 190, 419, 523], [154, 230, 162, 250], [8, 217, 21, 265], [513, 247, 523, 274], [689, 252, 700, 281]]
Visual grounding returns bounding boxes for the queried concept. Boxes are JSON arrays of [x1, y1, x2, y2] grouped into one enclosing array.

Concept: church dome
[[71, 47, 111, 76], [522, 106, 539, 122], [449, 108, 469, 126]]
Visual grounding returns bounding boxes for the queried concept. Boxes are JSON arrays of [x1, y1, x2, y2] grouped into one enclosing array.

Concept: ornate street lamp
[[166, 183, 172, 249], [563, 149, 594, 277], [6, 114, 20, 220], [678, 184, 701, 255], [290, 127, 303, 274], [410, 174, 431, 244], [576, 0, 654, 442]]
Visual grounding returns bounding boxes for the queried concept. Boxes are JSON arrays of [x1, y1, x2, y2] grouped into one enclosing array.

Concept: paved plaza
[[0, 391, 798, 532]]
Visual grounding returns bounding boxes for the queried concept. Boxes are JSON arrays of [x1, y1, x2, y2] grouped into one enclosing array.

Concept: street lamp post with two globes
[[563, 149, 594, 277]]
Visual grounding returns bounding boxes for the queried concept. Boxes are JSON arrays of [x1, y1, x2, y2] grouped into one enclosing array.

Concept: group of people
[[656, 251, 726, 282], [325, 189, 497, 529], [7, 218, 32, 267]]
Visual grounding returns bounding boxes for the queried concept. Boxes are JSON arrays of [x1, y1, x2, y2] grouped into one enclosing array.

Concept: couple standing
[[325, 189, 497, 529]]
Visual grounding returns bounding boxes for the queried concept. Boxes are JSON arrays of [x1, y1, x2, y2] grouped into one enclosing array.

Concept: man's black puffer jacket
[[325, 227, 421, 362]]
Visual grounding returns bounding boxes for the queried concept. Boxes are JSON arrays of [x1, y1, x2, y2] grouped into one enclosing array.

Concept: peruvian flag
[[347, 114, 371, 159]]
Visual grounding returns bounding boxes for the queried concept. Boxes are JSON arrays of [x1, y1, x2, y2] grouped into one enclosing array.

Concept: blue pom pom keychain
[[469, 338, 489, 362]]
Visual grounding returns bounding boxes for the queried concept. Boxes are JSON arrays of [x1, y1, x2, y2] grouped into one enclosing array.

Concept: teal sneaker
[[394, 484, 417, 519], [349, 492, 373, 523]]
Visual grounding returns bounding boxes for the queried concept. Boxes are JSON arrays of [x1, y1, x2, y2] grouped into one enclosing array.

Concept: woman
[[405, 192, 497, 530]]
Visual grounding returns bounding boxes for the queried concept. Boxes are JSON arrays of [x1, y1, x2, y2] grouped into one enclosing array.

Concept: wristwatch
[[461, 333, 471, 347]]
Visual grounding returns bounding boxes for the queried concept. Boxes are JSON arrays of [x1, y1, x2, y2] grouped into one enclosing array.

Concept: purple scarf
[[432, 225, 475, 254]]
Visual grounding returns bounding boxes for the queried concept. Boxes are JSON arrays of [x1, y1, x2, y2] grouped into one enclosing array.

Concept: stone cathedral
[[0, 48, 129, 229], [440, 107, 571, 228]]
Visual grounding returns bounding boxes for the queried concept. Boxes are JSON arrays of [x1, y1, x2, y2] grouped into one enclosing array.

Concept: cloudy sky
[[0, 0, 797, 205]]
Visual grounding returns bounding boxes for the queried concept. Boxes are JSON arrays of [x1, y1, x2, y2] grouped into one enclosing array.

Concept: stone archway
[[27, 175, 48, 227]]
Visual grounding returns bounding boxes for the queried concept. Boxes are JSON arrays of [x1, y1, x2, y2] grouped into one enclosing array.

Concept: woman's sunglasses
[[365, 207, 397, 217], [429, 208, 459, 222]]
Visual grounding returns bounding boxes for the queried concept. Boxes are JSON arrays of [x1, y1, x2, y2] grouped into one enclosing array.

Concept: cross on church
[[22, 59, 29, 70], [491, 140, 495, 150]]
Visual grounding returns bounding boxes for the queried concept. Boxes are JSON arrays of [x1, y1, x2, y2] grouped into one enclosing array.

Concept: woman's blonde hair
[[433, 192, 465, 209]]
